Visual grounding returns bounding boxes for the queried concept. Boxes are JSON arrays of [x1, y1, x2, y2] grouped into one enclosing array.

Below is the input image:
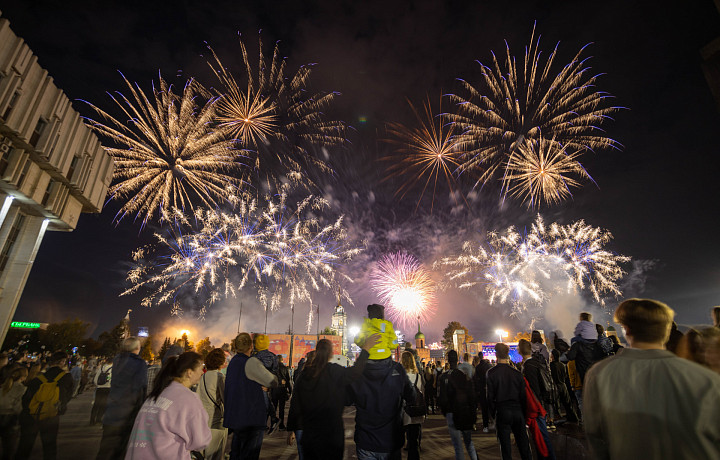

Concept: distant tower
[[330, 289, 348, 354], [121, 309, 132, 339], [415, 321, 426, 349]]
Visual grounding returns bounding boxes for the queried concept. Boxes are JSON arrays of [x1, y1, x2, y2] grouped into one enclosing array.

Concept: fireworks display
[[384, 97, 466, 212], [449, 25, 621, 207], [371, 252, 437, 327], [438, 215, 629, 321], [124, 188, 360, 326], [207, 35, 346, 189], [83, 75, 245, 225]]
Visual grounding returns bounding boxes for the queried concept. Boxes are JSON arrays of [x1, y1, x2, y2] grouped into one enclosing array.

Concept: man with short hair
[[272, 355, 292, 430], [96, 337, 147, 459], [486, 343, 531, 460], [16, 351, 73, 460], [224, 332, 278, 460], [439, 350, 478, 460], [585, 298, 720, 460]]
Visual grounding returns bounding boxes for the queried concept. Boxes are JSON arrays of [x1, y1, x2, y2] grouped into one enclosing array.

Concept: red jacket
[[524, 377, 548, 457]]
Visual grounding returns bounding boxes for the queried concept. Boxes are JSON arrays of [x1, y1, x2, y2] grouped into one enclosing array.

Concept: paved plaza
[[24, 388, 589, 459]]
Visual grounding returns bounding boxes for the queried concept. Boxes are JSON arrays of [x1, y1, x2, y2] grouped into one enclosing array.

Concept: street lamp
[[495, 329, 509, 343], [349, 326, 360, 339]]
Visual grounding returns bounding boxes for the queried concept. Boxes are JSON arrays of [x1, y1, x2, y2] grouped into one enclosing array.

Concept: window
[[42, 179, 54, 207], [30, 118, 47, 147], [2, 91, 20, 120], [0, 213, 26, 274], [67, 155, 80, 181], [0, 146, 12, 177], [17, 159, 31, 186]]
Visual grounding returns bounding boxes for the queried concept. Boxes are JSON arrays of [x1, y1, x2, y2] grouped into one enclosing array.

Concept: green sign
[[10, 322, 41, 329]]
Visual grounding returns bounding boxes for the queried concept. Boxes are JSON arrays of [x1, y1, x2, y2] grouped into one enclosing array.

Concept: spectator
[[677, 327, 720, 374], [584, 298, 720, 460], [0, 354, 9, 385], [90, 358, 112, 425], [15, 351, 73, 460], [224, 332, 278, 460], [25, 363, 40, 385], [146, 358, 161, 391], [551, 331, 570, 355], [572, 312, 598, 344], [595, 325, 614, 356], [486, 343, 531, 460], [439, 350, 478, 460], [566, 359, 583, 421], [96, 337, 148, 460], [424, 363, 436, 414], [162, 339, 185, 365], [0, 365, 28, 459], [350, 319, 415, 460], [125, 352, 211, 459], [401, 351, 425, 460], [355, 304, 399, 360], [518, 340, 556, 460], [252, 334, 280, 434], [608, 335, 623, 355], [458, 352, 474, 379], [712, 306, 720, 328], [287, 336, 378, 460], [289, 350, 314, 460], [530, 331, 550, 362], [271, 355, 292, 430], [550, 349, 578, 423], [566, 318, 603, 406], [198, 348, 228, 460], [472, 354, 492, 433], [70, 361, 82, 397]]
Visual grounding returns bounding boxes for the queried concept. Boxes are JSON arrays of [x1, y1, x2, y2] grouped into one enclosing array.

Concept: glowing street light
[[349, 326, 360, 338], [495, 329, 509, 343]]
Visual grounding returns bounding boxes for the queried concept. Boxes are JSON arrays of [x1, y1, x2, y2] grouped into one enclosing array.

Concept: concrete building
[[330, 292, 348, 354], [0, 12, 113, 343]]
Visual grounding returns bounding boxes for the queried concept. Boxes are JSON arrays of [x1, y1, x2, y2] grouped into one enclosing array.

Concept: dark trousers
[[424, 384, 435, 411], [96, 424, 134, 460], [15, 414, 59, 460], [477, 393, 490, 428], [90, 388, 110, 425], [0, 414, 19, 460], [496, 406, 532, 460], [404, 423, 421, 460], [271, 397, 287, 426], [230, 428, 264, 460]]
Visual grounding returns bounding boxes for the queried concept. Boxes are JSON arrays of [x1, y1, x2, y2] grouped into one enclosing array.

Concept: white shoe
[[482, 427, 489, 433]]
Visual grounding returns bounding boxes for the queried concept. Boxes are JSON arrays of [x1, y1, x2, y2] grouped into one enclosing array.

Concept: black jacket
[[103, 352, 147, 426], [272, 362, 292, 401], [473, 359, 492, 398], [442, 368, 477, 431], [566, 340, 601, 383], [522, 357, 554, 403], [349, 357, 415, 453], [550, 360, 570, 403], [486, 363, 526, 417], [287, 350, 369, 454]]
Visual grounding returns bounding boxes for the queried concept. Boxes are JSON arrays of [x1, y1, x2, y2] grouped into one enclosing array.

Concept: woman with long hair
[[401, 351, 425, 460], [0, 366, 27, 460], [287, 335, 380, 460], [197, 348, 228, 460], [125, 352, 211, 459]]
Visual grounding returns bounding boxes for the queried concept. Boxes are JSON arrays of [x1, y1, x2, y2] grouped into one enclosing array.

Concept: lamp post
[[495, 329, 509, 343]]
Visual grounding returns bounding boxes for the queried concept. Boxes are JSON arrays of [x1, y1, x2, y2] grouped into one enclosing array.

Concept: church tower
[[415, 322, 425, 349], [330, 289, 348, 354]]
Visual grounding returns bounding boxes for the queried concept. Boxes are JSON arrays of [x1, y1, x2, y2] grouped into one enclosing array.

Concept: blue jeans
[[535, 416, 557, 460], [230, 428, 264, 460], [446, 413, 478, 460], [295, 430, 304, 460], [356, 447, 401, 460]]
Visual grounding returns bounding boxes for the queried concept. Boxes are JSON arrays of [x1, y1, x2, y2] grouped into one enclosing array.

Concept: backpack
[[404, 374, 427, 418], [96, 365, 111, 386], [29, 372, 66, 421]]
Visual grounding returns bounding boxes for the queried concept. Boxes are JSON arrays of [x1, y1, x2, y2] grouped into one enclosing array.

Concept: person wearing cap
[[355, 304, 399, 360], [252, 334, 280, 435]]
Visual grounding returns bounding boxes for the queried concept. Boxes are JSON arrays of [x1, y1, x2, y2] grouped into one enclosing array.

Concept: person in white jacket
[[90, 358, 112, 425], [401, 351, 425, 460]]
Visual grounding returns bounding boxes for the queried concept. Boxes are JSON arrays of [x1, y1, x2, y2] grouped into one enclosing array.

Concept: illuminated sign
[[138, 327, 149, 338], [10, 322, 42, 329]]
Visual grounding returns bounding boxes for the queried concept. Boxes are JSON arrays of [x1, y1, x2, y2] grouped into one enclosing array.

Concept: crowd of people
[[0, 301, 719, 459]]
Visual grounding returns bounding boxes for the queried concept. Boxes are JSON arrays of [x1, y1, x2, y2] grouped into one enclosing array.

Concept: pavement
[[20, 388, 589, 459]]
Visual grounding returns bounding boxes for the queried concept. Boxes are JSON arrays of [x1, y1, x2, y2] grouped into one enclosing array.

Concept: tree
[[81, 337, 103, 356], [42, 319, 91, 353], [196, 337, 213, 359], [512, 332, 531, 342], [441, 321, 474, 351], [181, 333, 194, 352], [158, 337, 171, 360], [98, 320, 127, 357], [320, 327, 337, 335], [140, 336, 154, 362]]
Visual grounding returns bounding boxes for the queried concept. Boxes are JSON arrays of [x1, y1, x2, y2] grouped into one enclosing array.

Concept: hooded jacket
[[349, 357, 415, 453], [356, 318, 398, 360]]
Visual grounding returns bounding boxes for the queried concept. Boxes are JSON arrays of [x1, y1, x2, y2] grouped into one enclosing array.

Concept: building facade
[[0, 13, 113, 343], [330, 296, 348, 354]]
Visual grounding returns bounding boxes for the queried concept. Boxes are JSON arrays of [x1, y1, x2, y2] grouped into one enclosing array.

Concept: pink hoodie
[[125, 381, 211, 460]]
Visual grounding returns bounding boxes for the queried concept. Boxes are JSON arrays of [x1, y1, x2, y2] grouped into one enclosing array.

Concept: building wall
[[0, 13, 113, 343]]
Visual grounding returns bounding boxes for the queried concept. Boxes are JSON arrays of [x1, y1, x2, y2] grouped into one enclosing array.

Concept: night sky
[[2, 1, 719, 345]]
